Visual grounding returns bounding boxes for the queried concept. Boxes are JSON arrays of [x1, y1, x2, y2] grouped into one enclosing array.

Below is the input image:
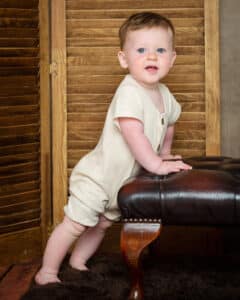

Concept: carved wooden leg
[[121, 222, 161, 300]]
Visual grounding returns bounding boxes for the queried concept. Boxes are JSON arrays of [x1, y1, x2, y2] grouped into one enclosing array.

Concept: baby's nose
[[147, 51, 157, 60]]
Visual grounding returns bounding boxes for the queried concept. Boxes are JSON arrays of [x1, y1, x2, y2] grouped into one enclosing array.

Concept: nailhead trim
[[122, 218, 161, 223]]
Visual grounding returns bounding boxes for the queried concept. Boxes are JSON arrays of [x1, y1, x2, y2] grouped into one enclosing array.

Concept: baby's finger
[[180, 162, 192, 170]]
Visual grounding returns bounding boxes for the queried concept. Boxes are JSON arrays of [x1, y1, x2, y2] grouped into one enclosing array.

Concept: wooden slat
[[0, 18, 38, 28], [67, 18, 204, 29], [67, 34, 203, 47], [0, 8, 38, 18], [0, 161, 39, 176], [0, 171, 40, 186], [0, 209, 40, 226], [0, 136, 39, 149], [0, 57, 39, 67], [0, 28, 38, 38], [0, 190, 40, 207], [0, 200, 40, 215], [0, 115, 39, 126], [66, 0, 204, 10], [0, 125, 39, 138], [67, 27, 203, 39], [0, 67, 38, 76], [67, 8, 204, 19], [0, 48, 38, 57], [0, 105, 39, 116], [0, 220, 40, 235], [0, 1, 38, 9], [0, 95, 38, 106], [0, 182, 39, 200], [0, 261, 40, 300], [0, 38, 38, 47]]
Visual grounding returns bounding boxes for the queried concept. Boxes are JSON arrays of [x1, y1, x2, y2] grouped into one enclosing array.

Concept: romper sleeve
[[164, 86, 181, 125], [113, 85, 144, 130]]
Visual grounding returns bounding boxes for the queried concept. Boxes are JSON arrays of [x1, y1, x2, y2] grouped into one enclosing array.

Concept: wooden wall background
[[0, 0, 220, 262]]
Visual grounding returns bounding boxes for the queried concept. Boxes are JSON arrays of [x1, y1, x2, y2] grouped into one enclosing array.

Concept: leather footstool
[[117, 156, 240, 300]]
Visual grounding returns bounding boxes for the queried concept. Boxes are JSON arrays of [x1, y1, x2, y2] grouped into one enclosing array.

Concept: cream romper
[[64, 74, 181, 226]]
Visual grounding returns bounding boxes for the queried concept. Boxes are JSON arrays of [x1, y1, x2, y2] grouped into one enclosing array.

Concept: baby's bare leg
[[69, 215, 112, 270], [35, 216, 86, 285]]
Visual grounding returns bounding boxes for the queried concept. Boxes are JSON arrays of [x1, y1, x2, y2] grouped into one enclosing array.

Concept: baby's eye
[[156, 48, 166, 54], [137, 48, 146, 54]]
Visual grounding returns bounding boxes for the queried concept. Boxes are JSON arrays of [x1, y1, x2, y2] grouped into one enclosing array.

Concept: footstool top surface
[[118, 156, 240, 225]]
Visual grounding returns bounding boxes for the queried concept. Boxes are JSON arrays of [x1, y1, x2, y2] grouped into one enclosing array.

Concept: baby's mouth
[[145, 65, 158, 71]]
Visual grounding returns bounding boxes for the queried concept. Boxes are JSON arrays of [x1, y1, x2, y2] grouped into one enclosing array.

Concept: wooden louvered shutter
[[0, 0, 49, 263]]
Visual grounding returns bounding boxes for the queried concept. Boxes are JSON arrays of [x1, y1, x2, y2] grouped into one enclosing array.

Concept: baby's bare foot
[[35, 269, 61, 285]]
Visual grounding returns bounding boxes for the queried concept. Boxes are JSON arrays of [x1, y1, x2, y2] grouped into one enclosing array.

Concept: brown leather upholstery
[[118, 156, 240, 226]]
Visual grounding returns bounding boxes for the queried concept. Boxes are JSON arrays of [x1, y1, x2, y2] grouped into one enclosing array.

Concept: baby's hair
[[119, 12, 175, 50]]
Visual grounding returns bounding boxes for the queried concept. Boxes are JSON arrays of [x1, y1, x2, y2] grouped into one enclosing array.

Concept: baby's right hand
[[154, 160, 192, 175]]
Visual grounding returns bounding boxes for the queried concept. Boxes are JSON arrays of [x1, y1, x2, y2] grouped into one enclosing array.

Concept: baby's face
[[118, 26, 176, 89]]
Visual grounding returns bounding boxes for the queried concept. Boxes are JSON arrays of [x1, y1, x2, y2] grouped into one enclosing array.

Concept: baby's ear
[[170, 51, 177, 68], [118, 51, 128, 69]]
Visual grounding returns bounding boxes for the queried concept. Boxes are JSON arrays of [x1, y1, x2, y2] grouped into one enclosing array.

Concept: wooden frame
[[51, 0, 67, 226], [39, 0, 52, 246], [50, 0, 221, 224], [204, 0, 220, 155]]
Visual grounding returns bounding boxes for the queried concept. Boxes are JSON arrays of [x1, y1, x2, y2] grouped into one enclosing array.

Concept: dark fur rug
[[22, 254, 240, 300]]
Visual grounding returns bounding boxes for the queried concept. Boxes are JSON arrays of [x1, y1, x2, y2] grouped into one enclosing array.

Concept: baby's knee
[[96, 216, 113, 231], [62, 216, 86, 237]]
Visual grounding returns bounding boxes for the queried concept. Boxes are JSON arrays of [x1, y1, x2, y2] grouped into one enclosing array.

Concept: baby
[[35, 11, 191, 285]]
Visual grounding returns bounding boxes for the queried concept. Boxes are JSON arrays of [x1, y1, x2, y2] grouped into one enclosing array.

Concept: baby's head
[[119, 12, 175, 50], [118, 12, 176, 88]]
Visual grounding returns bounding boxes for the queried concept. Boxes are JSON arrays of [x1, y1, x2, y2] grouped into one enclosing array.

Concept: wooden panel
[[65, 0, 208, 173], [0, 0, 41, 246]]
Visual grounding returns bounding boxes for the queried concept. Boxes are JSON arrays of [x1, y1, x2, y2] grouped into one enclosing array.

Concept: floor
[[0, 260, 40, 300]]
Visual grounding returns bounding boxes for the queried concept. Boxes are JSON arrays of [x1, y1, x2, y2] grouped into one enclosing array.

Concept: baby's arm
[[118, 118, 191, 175], [159, 125, 182, 160]]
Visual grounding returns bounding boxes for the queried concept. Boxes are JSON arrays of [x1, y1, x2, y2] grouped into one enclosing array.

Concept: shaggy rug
[[22, 254, 240, 300]]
